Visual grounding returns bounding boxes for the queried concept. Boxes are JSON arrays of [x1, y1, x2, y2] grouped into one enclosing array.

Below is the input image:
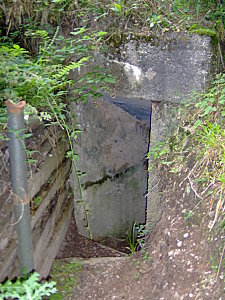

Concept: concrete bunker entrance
[[71, 95, 152, 243], [69, 32, 214, 246], [0, 33, 216, 281]]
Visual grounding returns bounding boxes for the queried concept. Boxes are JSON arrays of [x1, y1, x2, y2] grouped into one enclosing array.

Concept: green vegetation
[[1, 0, 225, 296], [126, 222, 139, 253], [0, 1, 224, 41], [0, 0, 224, 130], [149, 74, 225, 229], [126, 223, 151, 254], [0, 272, 56, 300], [148, 74, 225, 284], [0, 1, 115, 239], [189, 26, 218, 42], [32, 195, 41, 208], [49, 259, 82, 299]]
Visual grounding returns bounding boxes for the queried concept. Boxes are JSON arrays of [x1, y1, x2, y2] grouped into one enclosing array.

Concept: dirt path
[[52, 178, 225, 300]]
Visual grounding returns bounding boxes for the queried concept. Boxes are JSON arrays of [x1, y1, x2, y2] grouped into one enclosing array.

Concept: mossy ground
[[49, 258, 82, 299]]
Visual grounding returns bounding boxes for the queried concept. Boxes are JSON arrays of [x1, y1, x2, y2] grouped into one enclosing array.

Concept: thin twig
[[216, 243, 225, 281], [188, 174, 203, 200], [179, 161, 199, 187], [146, 179, 160, 195], [201, 182, 214, 196], [218, 42, 225, 71]]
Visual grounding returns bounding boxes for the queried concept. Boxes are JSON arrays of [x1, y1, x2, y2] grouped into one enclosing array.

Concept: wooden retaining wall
[[0, 120, 72, 282]]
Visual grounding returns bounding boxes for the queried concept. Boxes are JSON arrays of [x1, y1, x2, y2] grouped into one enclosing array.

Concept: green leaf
[[110, 3, 122, 13], [23, 133, 33, 139], [13, 44, 20, 50], [70, 27, 87, 36], [66, 150, 73, 158], [184, 210, 193, 221], [96, 31, 107, 36], [150, 22, 155, 28], [169, 168, 179, 173], [201, 105, 217, 116], [103, 77, 116, 83], [219, 95, 225, 104]]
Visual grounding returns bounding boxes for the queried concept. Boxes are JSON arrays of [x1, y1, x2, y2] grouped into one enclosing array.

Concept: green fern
[[53, 57, 90, 80]]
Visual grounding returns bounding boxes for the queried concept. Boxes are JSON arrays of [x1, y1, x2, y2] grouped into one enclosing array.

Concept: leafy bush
[[0, 26, 98, 109], [0, 272, 57, 300], [1, 0, 224, 39], [0, 23, 115, 236]]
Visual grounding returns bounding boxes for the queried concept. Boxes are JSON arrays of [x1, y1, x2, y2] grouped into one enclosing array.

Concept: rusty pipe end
[[5, 101, 26, 113]]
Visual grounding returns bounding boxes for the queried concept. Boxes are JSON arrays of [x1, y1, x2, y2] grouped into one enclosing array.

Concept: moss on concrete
[[189, 27, 218, 44], [107, 31, 157, 48]]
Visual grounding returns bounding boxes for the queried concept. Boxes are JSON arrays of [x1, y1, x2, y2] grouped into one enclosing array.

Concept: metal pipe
[[5, 100, 34, 274]]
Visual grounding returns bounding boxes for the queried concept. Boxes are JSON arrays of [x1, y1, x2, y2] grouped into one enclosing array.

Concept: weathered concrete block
[[104, 33, 215, 101], [146, 102, 178, 229], [71, 97, 149, 239], [70, 32, 216, 238], [74, 163, 146, 239]]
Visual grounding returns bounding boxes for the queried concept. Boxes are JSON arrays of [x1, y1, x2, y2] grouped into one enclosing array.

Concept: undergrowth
[[126, 222, 151, 254], [1, 0, 225, 295], [0, 1, 224, 39], [149, 73, 225, 229], [49, 259, 82, 299], [0, 272, 56, 300], [0, 20, 115, 239], [147, 71, 225, 291], [149, 74, 225, 234]]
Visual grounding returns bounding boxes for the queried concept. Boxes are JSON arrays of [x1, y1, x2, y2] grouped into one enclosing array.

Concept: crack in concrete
[[82, 165, 136, 190]]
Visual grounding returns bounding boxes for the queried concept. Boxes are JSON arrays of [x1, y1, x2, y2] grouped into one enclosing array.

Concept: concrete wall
[[0, 121, 72, 282], [70, 32, 216, 238], [104, 33, 215, 101], [71, 98, 149, 239]]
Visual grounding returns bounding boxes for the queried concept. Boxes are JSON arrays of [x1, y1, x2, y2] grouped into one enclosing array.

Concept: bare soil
[[56, 218, 127, 259], [54, 174, 225, 300]]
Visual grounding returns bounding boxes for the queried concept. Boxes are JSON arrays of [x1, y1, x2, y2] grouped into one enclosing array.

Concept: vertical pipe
[[5, 100, 34, 274]]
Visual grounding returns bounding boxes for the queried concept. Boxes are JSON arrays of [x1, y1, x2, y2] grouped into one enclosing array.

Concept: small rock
[[177, 240, 182, 247], [187, 268, 193, 272]]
